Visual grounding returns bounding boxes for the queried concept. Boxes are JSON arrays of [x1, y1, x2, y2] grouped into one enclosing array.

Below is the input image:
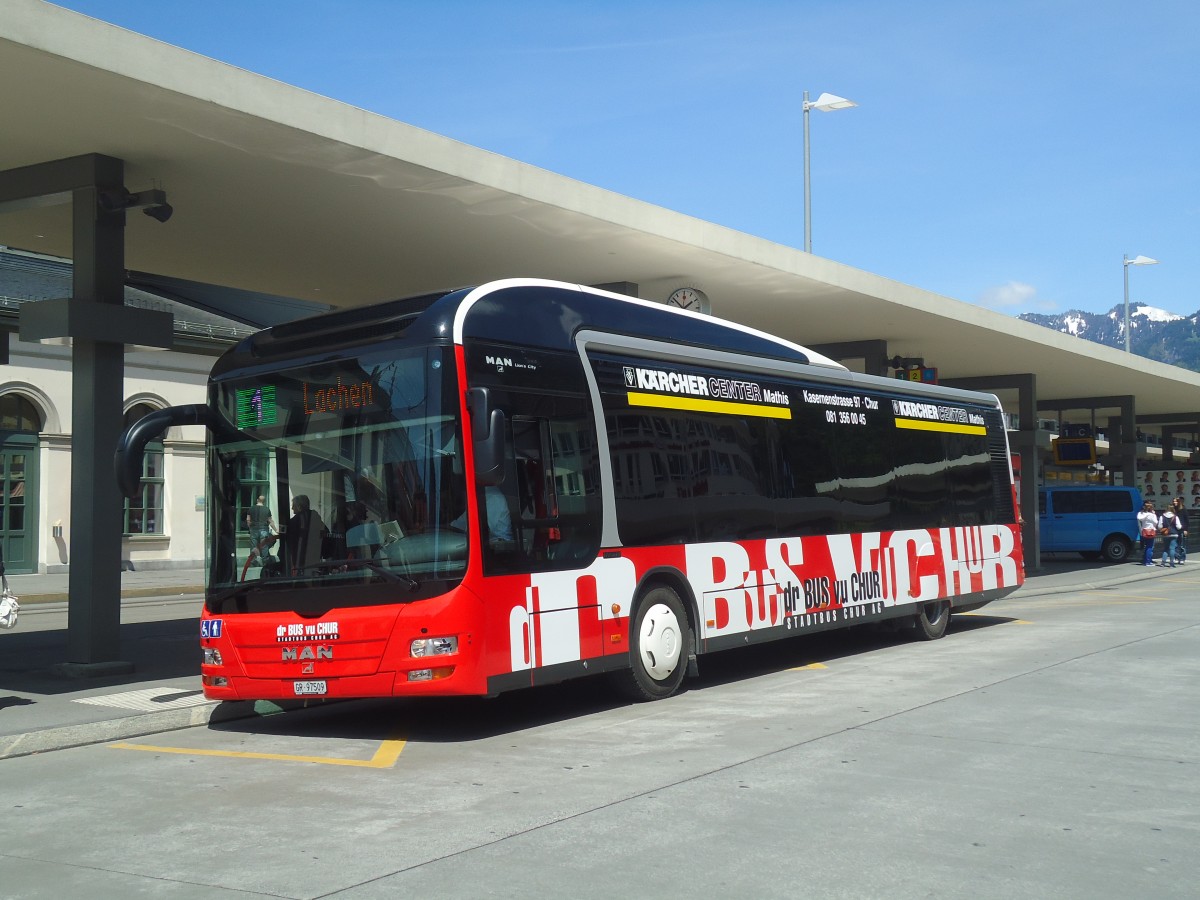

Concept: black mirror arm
[[114, 404, 234, 497]]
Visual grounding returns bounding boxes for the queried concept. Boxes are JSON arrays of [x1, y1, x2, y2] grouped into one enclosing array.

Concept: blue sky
[[54, 0, 1199, 317]]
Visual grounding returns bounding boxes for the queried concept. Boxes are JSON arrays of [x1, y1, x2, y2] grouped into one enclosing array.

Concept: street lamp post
[[802, 90, 857, 254], [1123, 254, 1160, 353]]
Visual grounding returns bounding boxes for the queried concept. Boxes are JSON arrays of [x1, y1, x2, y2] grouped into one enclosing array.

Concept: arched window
[[123, 403, 166, 535], [0, 395, 41, 561], [0, 394, 44, 432]]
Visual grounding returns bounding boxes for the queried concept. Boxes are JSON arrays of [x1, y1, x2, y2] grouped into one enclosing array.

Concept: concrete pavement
[[0, 557, 1187, 760], [1, 566, 239, 759]]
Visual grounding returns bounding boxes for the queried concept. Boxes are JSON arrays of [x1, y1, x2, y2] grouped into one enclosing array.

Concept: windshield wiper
[[322, 556, 419, 591], [207, 569, 301, 612], [207, 581, 259, 613], [207, 559, 418, 612]]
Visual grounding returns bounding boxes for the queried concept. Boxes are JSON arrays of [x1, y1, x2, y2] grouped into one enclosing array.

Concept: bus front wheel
[[612, 586, 690, 701], [913, 600, 951, 641]]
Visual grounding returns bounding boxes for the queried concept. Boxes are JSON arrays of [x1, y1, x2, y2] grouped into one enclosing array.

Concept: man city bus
[[116, 279, 1023, 703]]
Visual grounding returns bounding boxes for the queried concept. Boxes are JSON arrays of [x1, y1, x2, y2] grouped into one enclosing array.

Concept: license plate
[[293, 680, 327, 696]]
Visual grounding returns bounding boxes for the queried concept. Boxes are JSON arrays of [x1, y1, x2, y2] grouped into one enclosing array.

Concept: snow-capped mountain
[[1133, 305, 1187, 324], [1019, 302, 1200, 371]]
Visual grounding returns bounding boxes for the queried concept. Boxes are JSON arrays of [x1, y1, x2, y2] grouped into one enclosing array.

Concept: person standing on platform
[[1171, 496, 1189, 564], [1137, 499, 1160, 567], [1158, 505, 1182, 568]]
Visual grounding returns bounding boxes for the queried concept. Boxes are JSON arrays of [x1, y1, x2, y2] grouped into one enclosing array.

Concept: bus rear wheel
[[612, 586, 690, 701], [913, 600, 951, 641]]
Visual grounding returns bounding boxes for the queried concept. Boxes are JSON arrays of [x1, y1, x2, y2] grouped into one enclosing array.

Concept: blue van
[[1038, 485, 1142, 563]]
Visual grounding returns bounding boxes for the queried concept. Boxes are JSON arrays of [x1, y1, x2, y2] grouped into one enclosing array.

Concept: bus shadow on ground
[[949, 613, 1021, 631], [682, 613, 1016, 691], [206, 613, 1017, 746], [207, 681, 624, 745]]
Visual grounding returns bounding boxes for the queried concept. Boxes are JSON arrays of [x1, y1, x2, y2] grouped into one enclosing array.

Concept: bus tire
[[612, 586, 689, 701], [913, 600, 951, 641]]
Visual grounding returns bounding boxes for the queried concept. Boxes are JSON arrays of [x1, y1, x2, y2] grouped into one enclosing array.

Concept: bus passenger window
[[511, 417, 559, 559], [481, 394, 601, 574]]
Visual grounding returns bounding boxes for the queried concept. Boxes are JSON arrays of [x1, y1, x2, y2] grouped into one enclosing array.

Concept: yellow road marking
[[788, 662, 828, 671], [111, 734, 407, 768]]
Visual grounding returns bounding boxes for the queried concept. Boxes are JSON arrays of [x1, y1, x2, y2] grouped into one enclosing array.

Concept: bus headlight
[[410, 636, 458, 658], [203, 648, 223, 666]]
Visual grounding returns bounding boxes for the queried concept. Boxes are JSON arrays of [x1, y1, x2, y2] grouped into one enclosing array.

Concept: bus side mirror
[[466, 387, 506, 486], [114, 403, 226, 497]]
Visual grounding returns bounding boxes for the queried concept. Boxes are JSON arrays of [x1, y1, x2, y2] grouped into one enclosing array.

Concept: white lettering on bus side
[[707, 376, 762, 403], [509, 603, 532, 672], [686, 541, 755, 636], [978, 524, 1018, 590], [510, 556, 640, 672], [804, 390, 855, 407], [883, 530, 941, 602], [891, 399, 975, 425], [635, 368, 710, 396], [764, 537, 805, 615], [826, 532, 886, 599], [500, 525, 1022, 674], [528, 583, 581, 668], [631, 366, 785, 409], [940, 526, 984, 596], [937, 524, 1018, 594]]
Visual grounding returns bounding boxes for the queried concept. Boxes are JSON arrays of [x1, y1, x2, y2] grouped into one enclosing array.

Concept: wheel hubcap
[[638, 602, 682, 681]]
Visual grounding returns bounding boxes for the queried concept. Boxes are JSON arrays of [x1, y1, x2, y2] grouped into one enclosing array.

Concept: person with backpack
[[1158, 505, 1183, 568]]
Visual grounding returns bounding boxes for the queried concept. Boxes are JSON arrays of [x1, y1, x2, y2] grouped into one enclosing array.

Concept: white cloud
[[978, 281, 1037, 310]]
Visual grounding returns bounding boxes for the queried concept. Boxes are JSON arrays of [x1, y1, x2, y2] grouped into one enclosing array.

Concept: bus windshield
[[207, 345, 467, 608]]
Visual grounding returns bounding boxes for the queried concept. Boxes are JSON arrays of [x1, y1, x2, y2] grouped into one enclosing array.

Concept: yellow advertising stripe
[[627, 391, 792, 419], [894, 417, 986, 435], [111, 735, 407, 768]]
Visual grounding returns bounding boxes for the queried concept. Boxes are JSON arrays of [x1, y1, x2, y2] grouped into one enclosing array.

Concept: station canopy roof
[[3, 0, 1199, 422]]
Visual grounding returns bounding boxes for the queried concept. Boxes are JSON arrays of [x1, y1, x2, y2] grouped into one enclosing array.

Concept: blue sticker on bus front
[[201, 619, 223, 639]]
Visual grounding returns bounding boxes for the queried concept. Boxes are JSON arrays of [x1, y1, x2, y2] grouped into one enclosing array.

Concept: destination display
[[234, 374, 382, 433], [235, 384, 277, 429]]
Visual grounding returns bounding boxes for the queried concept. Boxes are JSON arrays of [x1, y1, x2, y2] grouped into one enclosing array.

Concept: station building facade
[[1, 248, 246, 574]]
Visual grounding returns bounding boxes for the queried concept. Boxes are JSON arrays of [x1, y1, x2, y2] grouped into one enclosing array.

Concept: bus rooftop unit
[[117, 278, 1024, 703]]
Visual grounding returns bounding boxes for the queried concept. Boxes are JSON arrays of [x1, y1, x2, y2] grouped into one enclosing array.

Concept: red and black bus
[[117, 278, 1023, 702]]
